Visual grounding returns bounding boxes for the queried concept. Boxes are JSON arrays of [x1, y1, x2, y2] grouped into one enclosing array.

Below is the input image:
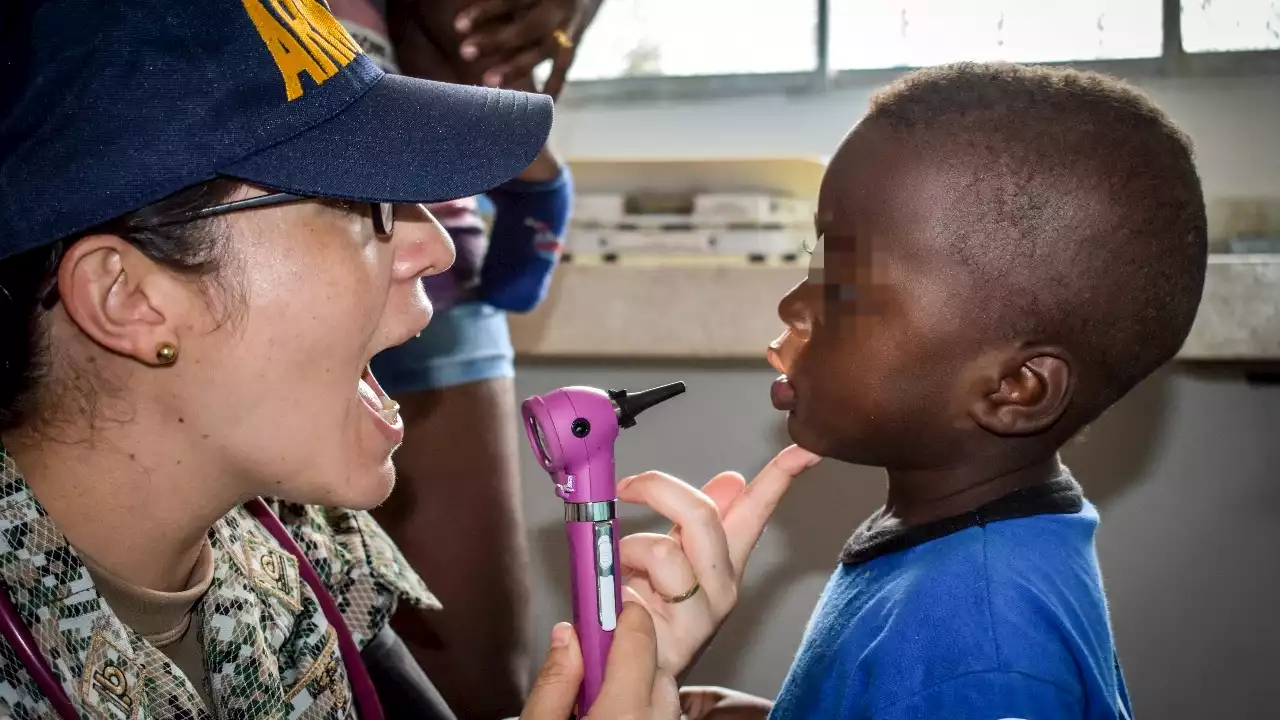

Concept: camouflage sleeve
[[263, 501, 441, 650], [0, 648, 56, 719]]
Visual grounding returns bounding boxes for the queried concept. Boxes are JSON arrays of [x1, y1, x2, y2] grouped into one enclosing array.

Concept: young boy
[[764, 63, 1206, 719]]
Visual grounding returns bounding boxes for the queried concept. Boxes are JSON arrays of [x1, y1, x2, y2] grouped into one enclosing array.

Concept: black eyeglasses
[[39, 193, 395, 309], [165, 192, 395, 237]]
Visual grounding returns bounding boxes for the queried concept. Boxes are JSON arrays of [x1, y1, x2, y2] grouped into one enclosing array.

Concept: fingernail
[[460, 42, 477, 60], [617, 476, 634, 492], [551, 622, 572, 648], [484, 71, 502, 86], [455, 15, 470, 32]]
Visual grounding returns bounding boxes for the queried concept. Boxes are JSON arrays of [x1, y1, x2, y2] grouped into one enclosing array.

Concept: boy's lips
[[767, 335, 790, 375], [771, 375, 796, 412], [767, 338, 797, 411]]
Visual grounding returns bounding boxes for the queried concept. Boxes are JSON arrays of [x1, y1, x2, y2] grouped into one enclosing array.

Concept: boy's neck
[[884, 454, 1063, 528]]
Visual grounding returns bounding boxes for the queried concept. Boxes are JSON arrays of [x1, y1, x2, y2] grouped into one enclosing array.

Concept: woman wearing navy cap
[[332, 0, 594, 716], [0, 0, 820, 718]]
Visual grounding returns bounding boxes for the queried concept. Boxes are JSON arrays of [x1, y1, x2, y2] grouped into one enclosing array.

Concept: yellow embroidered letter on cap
[[243, 0, 363, 102]]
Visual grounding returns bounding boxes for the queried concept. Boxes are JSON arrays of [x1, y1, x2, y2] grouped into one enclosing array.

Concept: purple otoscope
[[520, 382, 686, 715]]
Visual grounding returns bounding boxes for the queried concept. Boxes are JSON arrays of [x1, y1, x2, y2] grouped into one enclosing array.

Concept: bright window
[[568, 0, 818, 80], [827, 1, 1162, 69], [1181, 0, 1280, 53], [567, 0, 1278, 85]]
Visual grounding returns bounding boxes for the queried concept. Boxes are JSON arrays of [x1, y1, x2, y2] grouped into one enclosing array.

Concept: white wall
[[514, 73, 1280, 718], [551, 74, 1280, 236]]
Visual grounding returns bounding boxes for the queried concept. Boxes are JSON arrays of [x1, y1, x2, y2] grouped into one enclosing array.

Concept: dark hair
[[864, 62, 1207, 425], [0, 178, 241, 434]]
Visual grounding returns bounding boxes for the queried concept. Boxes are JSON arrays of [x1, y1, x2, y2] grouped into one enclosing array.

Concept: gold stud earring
[[155, 342, 178, 365]]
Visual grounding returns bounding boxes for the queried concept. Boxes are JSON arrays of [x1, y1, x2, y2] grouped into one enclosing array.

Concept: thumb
[[521, 623, 583, 719], [589, 602, 659, 715]]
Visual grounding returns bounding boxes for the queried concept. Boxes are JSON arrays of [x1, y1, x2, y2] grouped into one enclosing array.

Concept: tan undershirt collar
[[82, 539, 215, 648]]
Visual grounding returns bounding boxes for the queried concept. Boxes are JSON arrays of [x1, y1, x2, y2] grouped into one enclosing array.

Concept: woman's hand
[[680, 686, 773, 720], [617, 446, 822, 677], [521, 603, 679, 719]]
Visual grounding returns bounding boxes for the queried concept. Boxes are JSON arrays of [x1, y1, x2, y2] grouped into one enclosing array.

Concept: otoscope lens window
[[530, 417, 552, 465]]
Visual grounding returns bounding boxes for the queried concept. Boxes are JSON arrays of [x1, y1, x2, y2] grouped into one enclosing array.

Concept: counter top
[[508, 255, 1280, 362], [1181, 255, 1280, 361]]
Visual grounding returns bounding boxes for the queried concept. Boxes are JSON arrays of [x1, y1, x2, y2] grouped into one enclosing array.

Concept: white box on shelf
[[567, 226, 809, 257], [566, 227, 712, 254], [692, 193, 815, 227], [572, 194, 627, 226], [708, 228, 808, 256]]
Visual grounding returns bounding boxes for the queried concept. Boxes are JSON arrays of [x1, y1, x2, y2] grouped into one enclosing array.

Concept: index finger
[[591, 602, 659, 713], [721, 445, 821, 571]]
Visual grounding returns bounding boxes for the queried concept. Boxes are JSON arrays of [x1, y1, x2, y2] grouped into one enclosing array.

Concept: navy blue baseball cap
[[0, 0, 554, 261]]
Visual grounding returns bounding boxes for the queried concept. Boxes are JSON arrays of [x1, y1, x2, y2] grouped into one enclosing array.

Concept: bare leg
[[373, 376, 532, 720]]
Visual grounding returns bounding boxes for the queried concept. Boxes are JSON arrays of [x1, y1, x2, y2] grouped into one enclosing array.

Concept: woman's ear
[[57, 235, 184, 366], [967, 347, 1073, 436]]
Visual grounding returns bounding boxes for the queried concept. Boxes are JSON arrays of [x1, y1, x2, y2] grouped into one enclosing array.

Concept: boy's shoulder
[[776, 475, 1124, 718], [825, 498, 1104, 675]]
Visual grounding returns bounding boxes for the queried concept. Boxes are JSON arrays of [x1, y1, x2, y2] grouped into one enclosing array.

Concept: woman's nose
[[392, 204, 456, 281]]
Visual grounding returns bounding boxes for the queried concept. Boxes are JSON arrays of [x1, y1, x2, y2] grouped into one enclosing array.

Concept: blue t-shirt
[[771, 473, 1132, 719]]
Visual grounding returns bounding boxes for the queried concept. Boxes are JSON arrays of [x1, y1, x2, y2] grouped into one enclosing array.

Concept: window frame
[[558, 0, 1280, 107]]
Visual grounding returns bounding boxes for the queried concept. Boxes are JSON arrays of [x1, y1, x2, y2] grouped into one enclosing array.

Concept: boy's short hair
[[865, 62, 1207, 426]]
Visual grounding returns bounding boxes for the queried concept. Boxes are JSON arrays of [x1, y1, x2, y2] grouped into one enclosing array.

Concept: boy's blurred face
[[767, 120, 982, 470]]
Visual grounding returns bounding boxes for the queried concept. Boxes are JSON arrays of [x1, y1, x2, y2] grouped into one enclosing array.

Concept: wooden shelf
[[565, 156, 827, 200], [509, 256, 1280, 362], [510, 264, 802, 361]]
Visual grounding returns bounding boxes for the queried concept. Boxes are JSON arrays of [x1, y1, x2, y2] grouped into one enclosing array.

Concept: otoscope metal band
[[565, 500, 617, 522]]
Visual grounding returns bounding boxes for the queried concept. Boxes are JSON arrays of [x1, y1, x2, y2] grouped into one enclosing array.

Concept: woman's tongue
[[358, 374, 382, 414]]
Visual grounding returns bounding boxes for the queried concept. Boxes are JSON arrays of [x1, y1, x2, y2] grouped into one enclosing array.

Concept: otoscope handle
[[519, 382, 686, 715], [565, 504, 622, 715]]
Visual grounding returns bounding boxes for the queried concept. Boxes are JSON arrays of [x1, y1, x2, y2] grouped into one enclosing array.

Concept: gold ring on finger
[[659, 581, 700, 604]]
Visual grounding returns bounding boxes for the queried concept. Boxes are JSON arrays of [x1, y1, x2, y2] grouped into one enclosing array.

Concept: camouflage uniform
[[0, 448, 440, 719]]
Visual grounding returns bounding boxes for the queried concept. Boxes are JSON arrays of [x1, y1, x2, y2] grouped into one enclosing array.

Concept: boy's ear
[[967, 347, 1073, 436]]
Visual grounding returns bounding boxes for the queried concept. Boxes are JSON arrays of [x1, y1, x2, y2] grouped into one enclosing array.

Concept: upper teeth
[[378, 395, 400, 422], [363, 365, 400, 421]]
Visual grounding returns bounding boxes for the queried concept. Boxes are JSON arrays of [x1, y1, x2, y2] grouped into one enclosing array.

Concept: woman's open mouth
[[358, 364, 404, 443]]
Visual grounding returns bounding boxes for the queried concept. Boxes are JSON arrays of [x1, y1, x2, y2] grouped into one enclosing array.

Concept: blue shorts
[[370, 301, 514, 394]]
